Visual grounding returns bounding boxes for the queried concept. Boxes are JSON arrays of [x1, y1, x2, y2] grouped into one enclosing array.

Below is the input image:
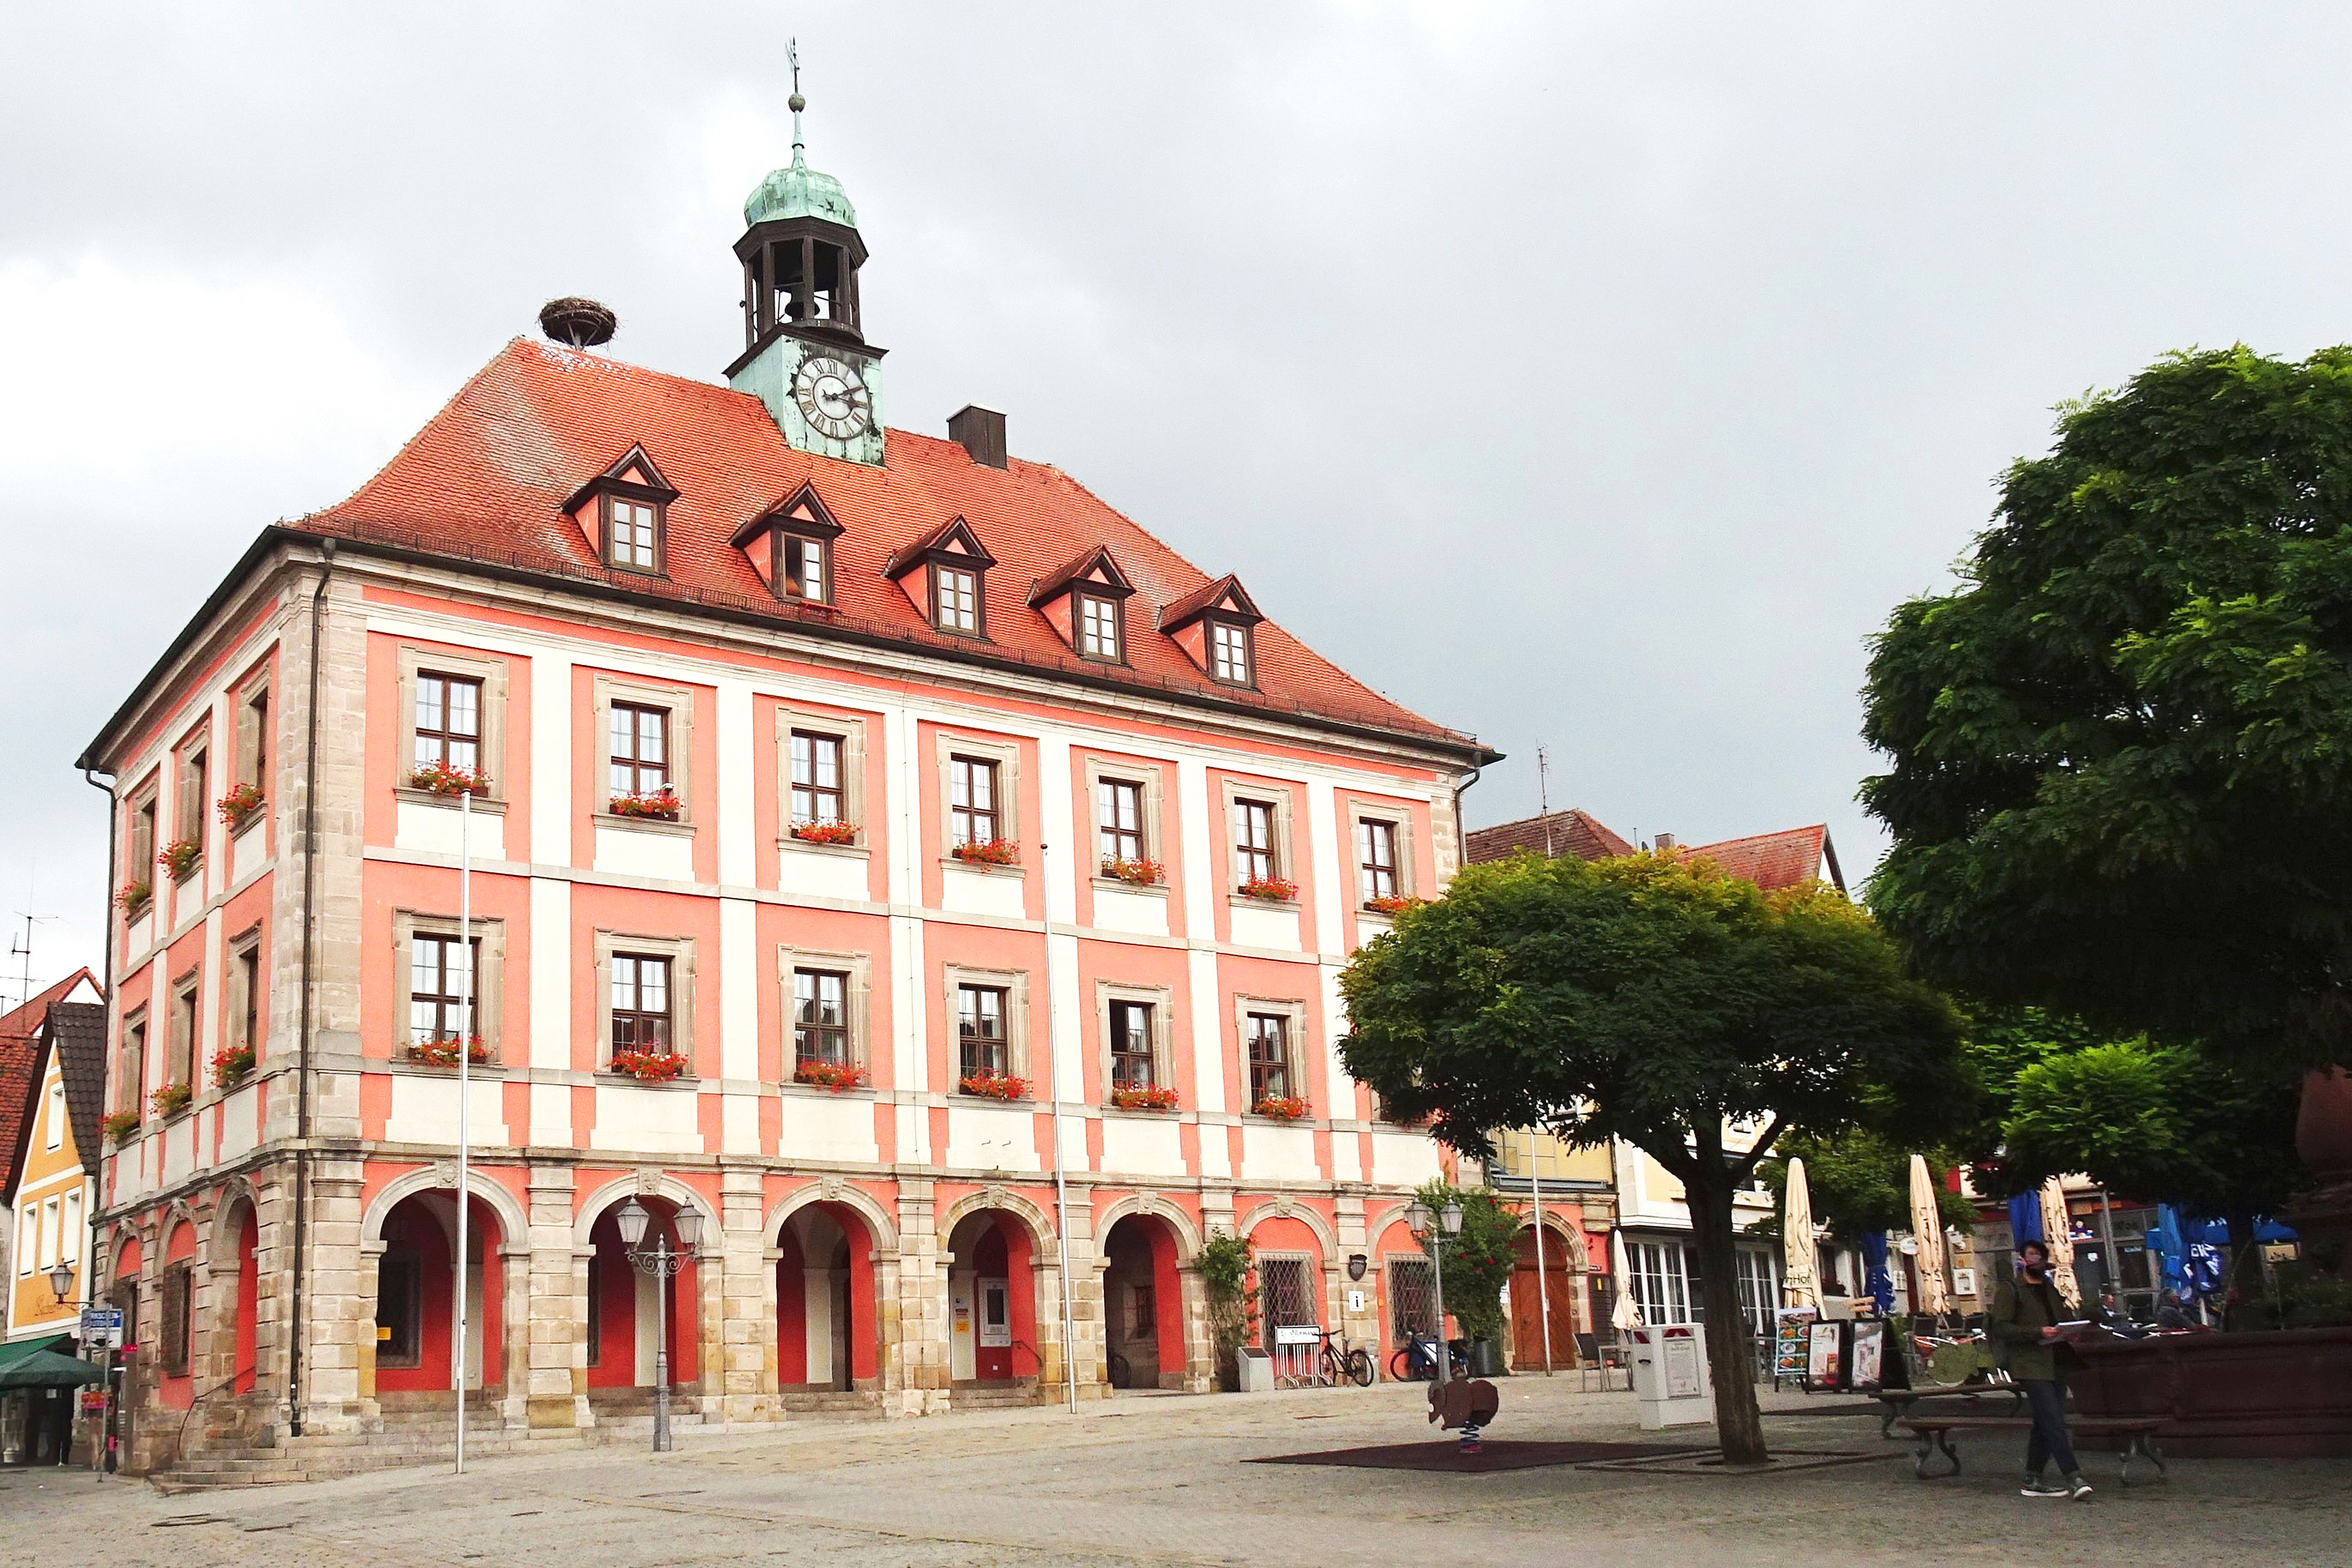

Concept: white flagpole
[[1530, 1156, 1555, 1376], [453, 785, 472, 1474], [1041, 836, 1079, 1413]]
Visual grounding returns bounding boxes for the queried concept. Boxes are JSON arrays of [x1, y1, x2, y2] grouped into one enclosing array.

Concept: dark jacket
[[1989, 1272, 2069, 1381]]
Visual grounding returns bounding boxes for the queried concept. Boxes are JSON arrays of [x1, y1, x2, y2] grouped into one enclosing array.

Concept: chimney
[[1655, 832, 1678, 851], [949, 405, 1007, 469]]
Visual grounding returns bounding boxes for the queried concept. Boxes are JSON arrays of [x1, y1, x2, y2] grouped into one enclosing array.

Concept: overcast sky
[[7, 3, 2352, 1005]]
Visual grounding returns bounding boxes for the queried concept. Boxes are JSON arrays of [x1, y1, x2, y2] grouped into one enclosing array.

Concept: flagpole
[[1041, 835, 1079, 1414], [454, 785, 471, 1474], [1530, 1156, 1555, 1376]]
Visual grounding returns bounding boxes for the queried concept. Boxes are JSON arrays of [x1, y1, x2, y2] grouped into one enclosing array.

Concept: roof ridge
[[0, 967, 94, 1040]]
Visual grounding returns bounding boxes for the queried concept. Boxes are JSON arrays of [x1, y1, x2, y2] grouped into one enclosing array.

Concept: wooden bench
[[1871, 1382, 2024, 1438], [1897, 1414, 2169, 1485]]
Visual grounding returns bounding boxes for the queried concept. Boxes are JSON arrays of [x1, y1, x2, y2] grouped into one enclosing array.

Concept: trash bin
[[1235, 1347, 1277, 1393], [1625, 1323, 1713, 1429], [1468, 1337, 1504, 1377]]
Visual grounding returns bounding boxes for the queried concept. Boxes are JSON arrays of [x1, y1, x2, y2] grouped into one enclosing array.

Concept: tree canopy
[[1862, 346, 2352, 1075], [1410, 1181, 1519, 1346], [1339, 850, 1964, 1461]]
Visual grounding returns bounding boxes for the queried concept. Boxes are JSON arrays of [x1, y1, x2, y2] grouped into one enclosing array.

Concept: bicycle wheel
[[1388, 1348, 1413, 1382], [1347, 1348, 1374, 1387]]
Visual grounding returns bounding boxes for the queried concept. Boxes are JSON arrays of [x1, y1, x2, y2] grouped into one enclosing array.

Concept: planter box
[[2068, 1326, 2352, 1456]]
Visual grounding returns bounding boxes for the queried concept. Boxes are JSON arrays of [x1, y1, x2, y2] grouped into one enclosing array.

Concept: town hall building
[[76, 102, 1492, 1476]]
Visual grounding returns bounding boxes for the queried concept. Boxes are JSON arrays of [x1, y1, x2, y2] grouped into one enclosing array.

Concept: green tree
[[1410, 1180, 1519, 1347], [1755, 1130, 1973, 1249], [1862, 346, 2352, 1077], [1195, 1230, 1253, 1389], [1339, 851, 1965, 1463]]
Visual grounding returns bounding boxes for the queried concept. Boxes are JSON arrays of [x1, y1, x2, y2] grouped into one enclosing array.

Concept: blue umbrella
[[1859, 1230, 1896, 1316], [2007, 1192, 2044, 1248]]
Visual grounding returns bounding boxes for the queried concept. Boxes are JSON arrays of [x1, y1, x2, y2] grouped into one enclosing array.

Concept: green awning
[[0, 1349, 103, 1389], [0, 1334, 72, 1369]]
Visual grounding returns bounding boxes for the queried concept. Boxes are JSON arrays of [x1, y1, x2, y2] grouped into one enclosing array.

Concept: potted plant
[[115, 877, 152, 918], [791, 819, 860, 847], [1238, 875, 1297, 902], [216, 782, 265, 833], [149, 1082, 193, 1118], [406, 1034, 488, 1068], [1100, 856, 1165, 887], [1196, 1230, 1254, 1391], [1252, 1094, 1310, 1122], [794, 1058, 869, 1092], [610, 1048, 689, 1083], [1111, 1083, 1180, 1112], [158, 838, 201, 882], [101, 1110, 142, 1144], [1364, 893, 1419, 917], [958, 1068, 1028, 1101], [211, 1043, 256, 1088], [410, 760, 491, 797], [609, 788, 683, 822], [951, 837, 1020, 867]]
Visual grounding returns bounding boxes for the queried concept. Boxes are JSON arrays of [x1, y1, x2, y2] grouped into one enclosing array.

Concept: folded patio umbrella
[[2039, 1178, 2082, 1311], [1908, 1155, 1950, 1317], [1781, 1157, 1821, 1311], [1610, 1230, 1642, 1331]]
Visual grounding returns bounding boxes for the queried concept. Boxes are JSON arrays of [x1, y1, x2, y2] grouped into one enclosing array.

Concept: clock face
[[791, 354, 872, 441]]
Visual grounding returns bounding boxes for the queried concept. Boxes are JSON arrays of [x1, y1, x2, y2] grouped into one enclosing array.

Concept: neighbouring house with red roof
[[74, 106, 1494, 1479], [1460, 810, 1852, 1358]]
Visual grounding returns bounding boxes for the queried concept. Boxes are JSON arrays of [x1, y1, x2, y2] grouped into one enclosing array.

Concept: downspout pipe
[[82, 767, 116, 1352], [289, 540, 334, 1435]]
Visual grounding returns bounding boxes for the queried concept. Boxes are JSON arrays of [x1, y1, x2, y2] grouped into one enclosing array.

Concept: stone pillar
[[892, 1179, 946, 1415], [1333, 1192, 1381, 1366], [716, 1165, 775, 1425], [524, 1162, 584, 1428], [497, 1243, 531, 1424], [301, 1158, 368, 1428]]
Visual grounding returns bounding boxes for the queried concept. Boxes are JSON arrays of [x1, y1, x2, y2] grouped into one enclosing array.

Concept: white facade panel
[[945, 1102, 1040, 1173], [775, 1093, 881, 1164], [593, 822, 695, 881], [1240, 1122, 1318, 1182], [776, 843, 872, 901], [1098, 1115, 1184, 1179], [385, 1072, 506, 1149], [1228, 902, 1300, 951], [940, 864, 1024, 919], [395, 798, 506, 861], [1090, 887, 1168, 937], [588, 1085, 703, 1154]]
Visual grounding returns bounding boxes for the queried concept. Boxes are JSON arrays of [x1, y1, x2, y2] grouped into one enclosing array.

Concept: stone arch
[[206, 1177, 265, 1269], [573, 1170, 720, 1249], [1093, 1193, 1201, 1263], [158, 1200, 204, 1277], [1234, 1199, 1338, 1261], [104, 1224, 143, 1288], [767, 1181, 900, 1254], [1514, 1208, 1588, 1265], [936, 1186, 1059, 1263], [363, 1166, 530, 1250]]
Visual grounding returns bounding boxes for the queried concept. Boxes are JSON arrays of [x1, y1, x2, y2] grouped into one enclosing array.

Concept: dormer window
[[783, 534, 828, 602], [1157, 574, 1265, 689], [883, 516, 996, 640], [1077, 592, 1122, 661], [936, 565, 980, 634], [735, 482, 845, 608], [565, 444, 678, 578], [1210, 619, 1251, 685]]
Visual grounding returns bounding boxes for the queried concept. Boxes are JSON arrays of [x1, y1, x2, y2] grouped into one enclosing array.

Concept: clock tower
[[726, 54, 886, 467]]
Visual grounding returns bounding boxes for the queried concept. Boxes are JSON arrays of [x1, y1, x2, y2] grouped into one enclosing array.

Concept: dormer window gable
[[883, 515, 996, 638], [1027, 545, 1136, 664], [731, 480, 844, 606], [1158, 574, 1264, 688], [564, 444, 679, 577]]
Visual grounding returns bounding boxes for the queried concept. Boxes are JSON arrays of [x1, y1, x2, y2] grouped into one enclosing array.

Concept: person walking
[[1990, 1240, 2091, 1500]]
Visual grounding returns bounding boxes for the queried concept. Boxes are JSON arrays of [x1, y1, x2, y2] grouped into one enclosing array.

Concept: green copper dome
[[744, 145, 856, 230]]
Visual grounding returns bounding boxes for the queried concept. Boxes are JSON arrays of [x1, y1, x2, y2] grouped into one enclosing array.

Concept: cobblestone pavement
[[3, 1381, 2344, 1568]]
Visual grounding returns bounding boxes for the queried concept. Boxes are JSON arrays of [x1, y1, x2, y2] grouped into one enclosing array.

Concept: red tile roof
[[296, 339, 1485, 756], [0, 970, 95, 1200], [1681, 825, 1843, 894], [1464, 808, 1635, 864]]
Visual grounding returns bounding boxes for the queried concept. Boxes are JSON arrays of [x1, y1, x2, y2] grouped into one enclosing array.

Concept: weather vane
[[789, 37, 806, 155]]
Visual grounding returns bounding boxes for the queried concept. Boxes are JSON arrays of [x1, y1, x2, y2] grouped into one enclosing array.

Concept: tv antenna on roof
[[7, 911, 55, 1015], [1537, 746, 1554, 859]]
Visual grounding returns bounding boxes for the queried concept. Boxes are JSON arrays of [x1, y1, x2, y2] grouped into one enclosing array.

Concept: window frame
[[1218, 778, 1299, 904], [1083, 757, 1170, 884], [600, 491, 666, 575], [942, 962, 1031, 1088], [167, 972, 201, 1095], [1094, 980, 1175, 1099], [774, 704, 870, 852], [608, 700, 672, 800], [160, 1260, 194, 1377], [234, 667, 273, 798], [396, 647, 510, 803], [932, 731, 1023, 864], [414, 671, 485, 778], [127, 781, 159, 886], [1075, 590, 1125, 663], [790, 729, 848, 827], [1233, 994, 1308, 1114], [948, 754, 1000, 848], [116, 1008, 148, 1117], [592, 930, 697, 1074], [1205, 615, 1254, 687], [225, 926, 264, 1064], [779, 943, 873, 1078], [173, 727, 210, 873], [931, 563, 983, 637], [592, 675, 697, 824], [390, 911, 507, 1064], [609, 952, 676, 1056], [774, 529, 834, 606]]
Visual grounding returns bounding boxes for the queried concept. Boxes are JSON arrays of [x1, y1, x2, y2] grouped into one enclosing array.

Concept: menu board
[[1848, 1321, 1885, 1390], [1773, 1307, 1816, 1385], [1807, 1321, 1843, 1388]]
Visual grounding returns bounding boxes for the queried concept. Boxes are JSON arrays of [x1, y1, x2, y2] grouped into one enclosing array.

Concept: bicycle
[[1316, 1329, 1374, 1387], [1388, 1333, 1442, 1383]]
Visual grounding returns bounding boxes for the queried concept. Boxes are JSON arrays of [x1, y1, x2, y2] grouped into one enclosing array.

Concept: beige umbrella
[[1781, 1157, 1821, 1310], [1908, 1155, 1951, 1318], [1609, 1230, 1642, 1331], [2039, 1178, 2082, 1311]]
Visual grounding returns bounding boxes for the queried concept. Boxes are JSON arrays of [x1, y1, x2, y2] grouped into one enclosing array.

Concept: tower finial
[[788, 37, 806, 167]]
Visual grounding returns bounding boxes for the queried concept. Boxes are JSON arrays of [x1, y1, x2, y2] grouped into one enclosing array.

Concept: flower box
[[1111, 1084, 1180, 1112], [1238, 876, 1298, 902], [406, 1035, 488, 1068], [1252, 1094, 1310, 1122], [958, 1069, 1028, 1102], [1100, 856, 1165, 887], [610, 1049, 689, 1083], [115, 878, 152, 918], [791, 820, 861, 847], [409, 760, 491, 797], [608, 788, 683, 822], [150, 1082, 193, 1118], [1363, 894, 1420, 917], [101, 1110, 142, 1143], [951, 838, 1020, 868], [158, 838, 202, 883], [211, 1044, 256, 1088], [794, 1058, 869, 1093], [216, 782, 265, 833]]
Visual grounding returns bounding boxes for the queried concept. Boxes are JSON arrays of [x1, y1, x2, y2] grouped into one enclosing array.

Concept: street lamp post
[[48, 1260, 74, 1307], [614, 1197, 702, 1452], [1404, 1198, 1466, 1383]]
